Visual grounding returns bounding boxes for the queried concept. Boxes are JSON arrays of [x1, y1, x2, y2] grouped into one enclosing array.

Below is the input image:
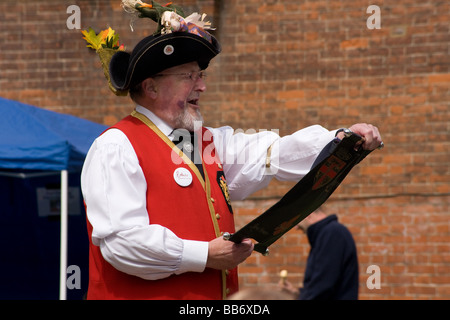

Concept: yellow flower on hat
[[81, 27, 127, 96], [81, 27, 124, 51]]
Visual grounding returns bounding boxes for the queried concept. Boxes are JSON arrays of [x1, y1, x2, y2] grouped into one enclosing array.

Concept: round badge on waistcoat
[[173, 167, 193, 187]]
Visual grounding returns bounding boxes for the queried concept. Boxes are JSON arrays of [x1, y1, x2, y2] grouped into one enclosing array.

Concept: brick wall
[[1, 0, 448, 299], [215, 0, 450, 300]]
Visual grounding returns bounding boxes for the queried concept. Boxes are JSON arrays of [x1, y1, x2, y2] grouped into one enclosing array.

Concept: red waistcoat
[[86, 111, 238, 300]]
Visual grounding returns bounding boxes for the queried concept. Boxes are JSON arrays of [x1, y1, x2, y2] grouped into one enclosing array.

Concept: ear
[[142, 78, 158, 99]]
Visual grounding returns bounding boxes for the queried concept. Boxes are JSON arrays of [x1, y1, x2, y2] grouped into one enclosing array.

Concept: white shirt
[[81, 105, 336, 280]]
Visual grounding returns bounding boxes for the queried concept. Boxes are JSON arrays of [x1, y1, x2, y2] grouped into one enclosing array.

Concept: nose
[[194, 77, 206, 92]]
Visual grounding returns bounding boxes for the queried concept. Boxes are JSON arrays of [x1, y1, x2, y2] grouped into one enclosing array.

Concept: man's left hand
[[338, 123, 383, 151]]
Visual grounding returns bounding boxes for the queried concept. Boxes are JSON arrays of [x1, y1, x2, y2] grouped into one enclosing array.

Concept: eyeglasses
[[153, 71, 207, 81]]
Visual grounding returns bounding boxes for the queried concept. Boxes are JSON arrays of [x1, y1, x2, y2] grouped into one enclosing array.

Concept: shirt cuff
[[177, 239, 209, 274]]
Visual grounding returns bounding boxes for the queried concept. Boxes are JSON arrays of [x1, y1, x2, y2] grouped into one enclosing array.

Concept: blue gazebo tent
[[0, 97, 107, 299]]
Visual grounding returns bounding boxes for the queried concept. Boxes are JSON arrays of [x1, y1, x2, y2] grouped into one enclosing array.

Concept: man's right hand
[[206, 236, 254, 270]]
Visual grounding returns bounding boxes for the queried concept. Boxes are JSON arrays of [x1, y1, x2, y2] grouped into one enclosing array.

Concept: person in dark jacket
[[280, 206, 359, 300]]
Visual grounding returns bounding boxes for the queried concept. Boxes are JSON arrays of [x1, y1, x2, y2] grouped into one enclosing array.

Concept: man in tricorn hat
[[81, 1, 383, 300]]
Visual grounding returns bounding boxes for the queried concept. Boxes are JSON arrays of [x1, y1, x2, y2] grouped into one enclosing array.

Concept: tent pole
[[59, 170, 68, 300]]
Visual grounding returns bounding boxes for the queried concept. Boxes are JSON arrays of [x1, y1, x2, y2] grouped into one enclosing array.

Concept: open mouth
[[187, 98, 199, 106]]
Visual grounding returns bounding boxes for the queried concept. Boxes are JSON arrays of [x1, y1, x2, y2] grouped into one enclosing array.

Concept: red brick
[[428, 73, 450, 83], [340, 38, 369, 50], [277, 90, 305, 100]]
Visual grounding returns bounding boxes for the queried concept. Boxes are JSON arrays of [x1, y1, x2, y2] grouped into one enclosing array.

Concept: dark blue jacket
[[299, 214, 359, 300]]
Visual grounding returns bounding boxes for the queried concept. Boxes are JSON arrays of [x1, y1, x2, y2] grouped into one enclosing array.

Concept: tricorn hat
[[110, 32, 221, 91], [109, 1, 221, 92]]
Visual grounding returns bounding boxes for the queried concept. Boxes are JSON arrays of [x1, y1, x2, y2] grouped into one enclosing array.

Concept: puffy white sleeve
[[81, 129, 208, 280], [209, 125, 336, 200]]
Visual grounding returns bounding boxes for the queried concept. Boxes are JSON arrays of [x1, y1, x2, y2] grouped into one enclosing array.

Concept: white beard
[[172, 107, 203, 131]]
